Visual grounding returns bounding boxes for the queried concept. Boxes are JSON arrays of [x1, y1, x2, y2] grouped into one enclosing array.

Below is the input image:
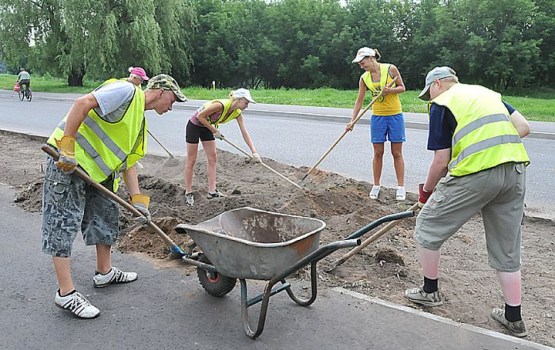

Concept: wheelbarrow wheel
[[197, 255, 236, 297]]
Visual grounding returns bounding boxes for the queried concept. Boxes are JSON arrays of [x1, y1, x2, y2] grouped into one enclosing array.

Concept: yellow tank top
[[361, 63, 402, 116]]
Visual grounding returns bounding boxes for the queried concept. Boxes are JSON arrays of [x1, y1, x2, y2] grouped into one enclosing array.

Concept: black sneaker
[[491, 308, 528, 337], [207, 189, 226, 199]]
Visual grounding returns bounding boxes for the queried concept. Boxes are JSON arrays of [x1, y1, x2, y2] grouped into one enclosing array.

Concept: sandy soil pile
[[3, 130, 554, 346]]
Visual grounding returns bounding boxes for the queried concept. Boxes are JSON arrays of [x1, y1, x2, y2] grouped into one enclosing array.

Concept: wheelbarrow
[[175, 206, 415, 339]]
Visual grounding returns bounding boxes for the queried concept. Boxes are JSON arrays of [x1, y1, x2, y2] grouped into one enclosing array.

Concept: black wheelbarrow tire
[[197, 255, 237, 297]]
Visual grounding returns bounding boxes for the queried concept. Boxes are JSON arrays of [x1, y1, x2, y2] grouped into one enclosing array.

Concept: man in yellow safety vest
[[405, 66, 531, 338], [42, 74, 187, 319]]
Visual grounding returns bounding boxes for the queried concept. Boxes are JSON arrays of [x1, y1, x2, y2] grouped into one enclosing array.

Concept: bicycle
[[18, 83, 32, 102]]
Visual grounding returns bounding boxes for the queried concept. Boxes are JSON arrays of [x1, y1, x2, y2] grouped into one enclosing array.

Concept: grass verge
[[1, 74, 553, 122]]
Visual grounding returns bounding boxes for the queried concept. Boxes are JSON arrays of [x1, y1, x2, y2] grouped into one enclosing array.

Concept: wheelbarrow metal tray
[[175, 207, 326, 280]]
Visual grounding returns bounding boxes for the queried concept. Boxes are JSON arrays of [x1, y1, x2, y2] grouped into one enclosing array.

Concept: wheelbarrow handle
[[269, 238, 360, 285], [345, 209, 416, 240], [327, 203, 420, 272], [41, 144, 185, 256]]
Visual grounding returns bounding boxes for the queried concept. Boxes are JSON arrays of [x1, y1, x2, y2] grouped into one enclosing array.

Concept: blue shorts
[[370, 113, 406, 143], [41, 156, 119, 257]]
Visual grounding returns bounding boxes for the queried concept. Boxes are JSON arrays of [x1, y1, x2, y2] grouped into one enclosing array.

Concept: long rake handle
[[41, 145, 184, 255], [301, 77, 398, 181], [221, 137, 303, 190], [330, 202, 419, 269], [147, 130, 174, 158]]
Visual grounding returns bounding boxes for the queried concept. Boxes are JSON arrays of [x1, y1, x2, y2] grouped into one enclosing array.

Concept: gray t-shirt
[[92, 81, 136, 122], [17, 71, 31, 80]]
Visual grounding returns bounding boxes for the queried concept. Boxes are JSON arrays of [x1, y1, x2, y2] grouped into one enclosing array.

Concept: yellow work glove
[[55, 136, 78, 173], [131, 194, 151, 225]]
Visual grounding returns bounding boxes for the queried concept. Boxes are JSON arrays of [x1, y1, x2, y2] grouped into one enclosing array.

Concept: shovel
[[41, 145, 186, 256]]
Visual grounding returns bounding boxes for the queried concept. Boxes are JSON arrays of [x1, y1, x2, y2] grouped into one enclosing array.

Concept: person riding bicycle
[[16, 68, 31, 92]]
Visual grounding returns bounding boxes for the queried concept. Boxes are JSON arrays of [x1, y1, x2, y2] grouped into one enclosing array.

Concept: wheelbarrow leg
[[240, 279, 277, 339], [239, 240, 361, 338], [284, 261, 318, 306]]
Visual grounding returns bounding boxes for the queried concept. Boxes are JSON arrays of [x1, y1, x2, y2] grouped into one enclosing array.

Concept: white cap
[[352, 47, 376, 63], [232, 88, 256, 103]]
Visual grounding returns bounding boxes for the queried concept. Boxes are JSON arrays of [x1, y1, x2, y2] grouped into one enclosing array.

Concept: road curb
[[3, 90, 554, 140]]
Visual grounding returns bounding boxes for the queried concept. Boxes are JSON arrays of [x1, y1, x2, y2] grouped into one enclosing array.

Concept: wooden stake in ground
[[301, 77, 398, 182]]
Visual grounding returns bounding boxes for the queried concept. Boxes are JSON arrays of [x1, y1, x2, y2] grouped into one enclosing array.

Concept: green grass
[[1, 73, 101, 94], [2, 74, 553, 122]]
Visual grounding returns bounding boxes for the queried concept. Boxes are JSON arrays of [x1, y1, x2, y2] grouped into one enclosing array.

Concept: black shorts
[[19, 79, 30, 89], [186, 120, 215, 144]]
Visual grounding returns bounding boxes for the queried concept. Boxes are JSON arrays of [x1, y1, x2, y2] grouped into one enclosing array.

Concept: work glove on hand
[[418, 183, 433, 207], [55, 136, 78, 174], [252, 152, 262, 163], [213, 130, 224, 140], [131, 194, 151, 225]]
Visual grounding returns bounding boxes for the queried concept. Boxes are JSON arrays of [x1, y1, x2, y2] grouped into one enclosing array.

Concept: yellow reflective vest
[[48, 79, 147, 191], [200, 99, 241, 128], [361, 63, 402, 115], [432, 83, 529, 176]]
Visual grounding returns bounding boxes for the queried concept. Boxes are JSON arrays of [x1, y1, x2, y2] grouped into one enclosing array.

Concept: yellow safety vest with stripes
[[202, 99, 241, 128], [47, 79, 147, 191], [361, 63, 402, 115], [432, 83, 529, 177]]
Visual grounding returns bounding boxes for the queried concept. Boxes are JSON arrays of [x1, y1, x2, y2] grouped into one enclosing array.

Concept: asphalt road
[[0, 184, 550, 350], [1, 90, 554, 219]]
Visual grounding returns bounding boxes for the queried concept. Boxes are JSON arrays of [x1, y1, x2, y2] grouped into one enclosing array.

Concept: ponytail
[[374, 49, 382, 61]]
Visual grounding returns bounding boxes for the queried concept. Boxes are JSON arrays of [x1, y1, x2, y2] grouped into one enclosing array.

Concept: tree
[[345, 0, 418, 88], [529, 0, 555, 88], [191, 0, 280, 88], [396, 0, 543, 90], [0, 0, 196, 86], [262, 0, 348, 88], [458, 0, 540, 89]]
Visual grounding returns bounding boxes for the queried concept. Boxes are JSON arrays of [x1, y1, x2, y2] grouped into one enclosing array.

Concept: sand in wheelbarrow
[[5, 130, 555, 347]]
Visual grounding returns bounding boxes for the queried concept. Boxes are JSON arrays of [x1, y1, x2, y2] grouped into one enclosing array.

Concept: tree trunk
[[67, 70, 84, 87]]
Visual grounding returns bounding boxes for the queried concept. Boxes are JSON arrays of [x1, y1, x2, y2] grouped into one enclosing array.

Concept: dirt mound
[[4, 130, 555, 347]]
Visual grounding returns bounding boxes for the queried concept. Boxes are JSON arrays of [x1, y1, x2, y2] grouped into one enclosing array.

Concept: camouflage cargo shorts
[[41, 156, 119, 257]]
